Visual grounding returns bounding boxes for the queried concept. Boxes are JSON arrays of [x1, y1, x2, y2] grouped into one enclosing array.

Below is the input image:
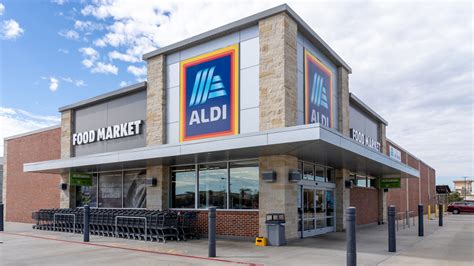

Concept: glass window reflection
[[229, 161, 259, 209], [171, 166, 196, 208], [199, 163, 227, 209]]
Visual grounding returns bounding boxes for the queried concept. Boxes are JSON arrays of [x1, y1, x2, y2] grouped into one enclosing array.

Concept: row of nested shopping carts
[[32, 208, 199, 243]]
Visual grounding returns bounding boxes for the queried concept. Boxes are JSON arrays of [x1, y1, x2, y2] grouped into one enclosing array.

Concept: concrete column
[[335, 168, 351, 231], [146, 54, 166, 146], [337, 67, 350, 135], [60, 110, 74, 208], [377, 178, 387, 223], [378, 123, 388, 222], [146, 165, 169, 210], [258, 155, 299, 240], [259, 12, 298, 130]]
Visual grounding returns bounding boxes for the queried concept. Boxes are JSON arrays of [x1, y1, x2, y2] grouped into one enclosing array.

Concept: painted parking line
[[1, 232, 262, 266]]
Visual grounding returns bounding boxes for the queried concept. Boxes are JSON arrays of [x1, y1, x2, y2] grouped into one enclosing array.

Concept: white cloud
[[0, 107, 60, 155], [58, 29, 79, 40], [58, 48, 69, 54], [91, 62, 118, 75], [1, 19, 24, 40], [74, 20, 103, 32], [119, 81, 129, 87], [48, 77, 59, 92], [0, 3, 5, 16], [78, 47, 99, 60], [108, 50, 140, 63], [51, 0, 67, 5], [61, 76, 86, 87], [127, 65, 146, 77], [74, 80, 86, 87], [81, 59, 94, 68]]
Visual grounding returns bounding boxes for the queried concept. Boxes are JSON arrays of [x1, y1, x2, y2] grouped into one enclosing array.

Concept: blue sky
[[0, 0, 472, 189], [1, 0, 146, 116]]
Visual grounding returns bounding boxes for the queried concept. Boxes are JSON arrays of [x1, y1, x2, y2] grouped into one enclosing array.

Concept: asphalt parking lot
[[1, 214, 473, 265]]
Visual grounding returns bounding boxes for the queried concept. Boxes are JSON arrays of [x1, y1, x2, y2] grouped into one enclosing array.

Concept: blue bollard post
[[83, 205, 90, 242], [388, 205, 396, 252], [418, 204, 424, 237], [346, 207, 357, 266], [438, 204, 443, 227], [208, 207, 216, 258]]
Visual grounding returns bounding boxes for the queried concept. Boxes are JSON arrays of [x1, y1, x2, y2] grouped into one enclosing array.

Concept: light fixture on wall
[[262, 171, 277, 182], [58, 183, 68, 190], [146, 177, 157, 187], [288, 170, 301, 182]]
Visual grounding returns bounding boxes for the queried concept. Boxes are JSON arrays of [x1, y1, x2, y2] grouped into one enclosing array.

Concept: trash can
[[265, 213, 286, 246]]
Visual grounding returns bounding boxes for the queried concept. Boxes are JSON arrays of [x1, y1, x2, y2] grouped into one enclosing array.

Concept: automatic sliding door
[[300, 186, 336, 237], [303, 188, 316, 232]]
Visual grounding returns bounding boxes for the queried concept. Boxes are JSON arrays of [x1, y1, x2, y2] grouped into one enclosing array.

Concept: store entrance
[[298, 182, 336, 237]]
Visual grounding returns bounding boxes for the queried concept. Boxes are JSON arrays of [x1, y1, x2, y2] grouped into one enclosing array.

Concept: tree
[[448, 191, 463, 203]]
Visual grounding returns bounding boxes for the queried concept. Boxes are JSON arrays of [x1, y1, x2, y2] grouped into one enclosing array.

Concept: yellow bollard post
[[435, 204, 439, 218], [428, 205, 431, 220], [443, 204, 446, 214]]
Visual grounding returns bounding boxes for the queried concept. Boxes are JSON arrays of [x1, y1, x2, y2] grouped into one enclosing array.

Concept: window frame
[[169, 159, 260, 210]]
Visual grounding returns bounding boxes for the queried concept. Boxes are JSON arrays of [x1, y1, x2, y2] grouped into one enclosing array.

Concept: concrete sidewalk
[[1, 214, 473, 265]]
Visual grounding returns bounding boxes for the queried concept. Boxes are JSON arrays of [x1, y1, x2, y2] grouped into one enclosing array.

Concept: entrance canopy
[[24, 124, 419, 178]]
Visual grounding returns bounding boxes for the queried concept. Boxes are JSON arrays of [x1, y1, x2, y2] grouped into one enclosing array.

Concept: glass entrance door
[[299, 185, 335, 237]]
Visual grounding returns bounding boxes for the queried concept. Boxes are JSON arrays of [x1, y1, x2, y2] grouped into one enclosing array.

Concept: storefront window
[[229, 160, 259, 209], [199, 163, 227, 209], [355, 175, 368, 187], [315, 165, 325, 182], [98, 172, 122, 208], [123, 170, 146, 208], [75, 173, 98, 207], [303, 163, 315, 181], [170, 160, 260, 210], [171, 165, 196, 208]]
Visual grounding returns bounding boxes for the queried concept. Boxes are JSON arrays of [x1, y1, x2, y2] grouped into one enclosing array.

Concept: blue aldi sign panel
[[180, 45, 239, 142], [304, 49, 332, 128]]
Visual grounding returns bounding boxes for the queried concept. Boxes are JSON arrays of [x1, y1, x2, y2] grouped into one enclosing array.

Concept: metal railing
[[53, 213, 76, 232], [396, 211, 417, 231], [114, 216, 147, 241]]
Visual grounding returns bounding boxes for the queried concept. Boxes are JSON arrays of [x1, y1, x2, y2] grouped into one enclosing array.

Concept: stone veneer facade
[[257, 13, 300, 239], [145, 54, 168, 210], [259, 13, 298, 131], [60, 110, 73, 208]]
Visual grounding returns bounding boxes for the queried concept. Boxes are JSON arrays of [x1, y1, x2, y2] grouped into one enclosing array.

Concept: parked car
[[447, 202, 474, 214]]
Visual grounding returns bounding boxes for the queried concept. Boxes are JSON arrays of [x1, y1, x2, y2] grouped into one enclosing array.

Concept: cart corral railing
[[32, 208, 200, 243]]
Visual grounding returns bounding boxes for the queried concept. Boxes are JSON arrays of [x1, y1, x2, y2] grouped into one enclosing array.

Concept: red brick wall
[[350, 187, 379, 225], [386, 140, 437, 216], [5, 127, 61, 223], [192, 210, 259, 237]]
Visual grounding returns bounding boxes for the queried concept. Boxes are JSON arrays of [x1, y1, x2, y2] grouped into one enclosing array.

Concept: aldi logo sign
[[304, 49, 332, 128], [180, 45, 239, 142]]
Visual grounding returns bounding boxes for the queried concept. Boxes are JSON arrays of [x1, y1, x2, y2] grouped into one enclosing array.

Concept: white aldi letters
[[72, 120, 142, 146]]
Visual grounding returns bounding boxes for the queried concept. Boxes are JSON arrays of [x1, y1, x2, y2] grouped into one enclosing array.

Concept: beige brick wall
[[259, 155, 299, 239], [60, 110, 73, 208], [145, 55, 168, 209], [337, 67, 350, 135], [379, 123, 387, 222], [146, 54, 166, 146], [259, 13, 298, 131], [146, 165, 169, 210], [335, 168, 351, 231]]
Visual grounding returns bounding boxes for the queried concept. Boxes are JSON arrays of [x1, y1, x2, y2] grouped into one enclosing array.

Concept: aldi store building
[[3, 5, 436, 240]]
